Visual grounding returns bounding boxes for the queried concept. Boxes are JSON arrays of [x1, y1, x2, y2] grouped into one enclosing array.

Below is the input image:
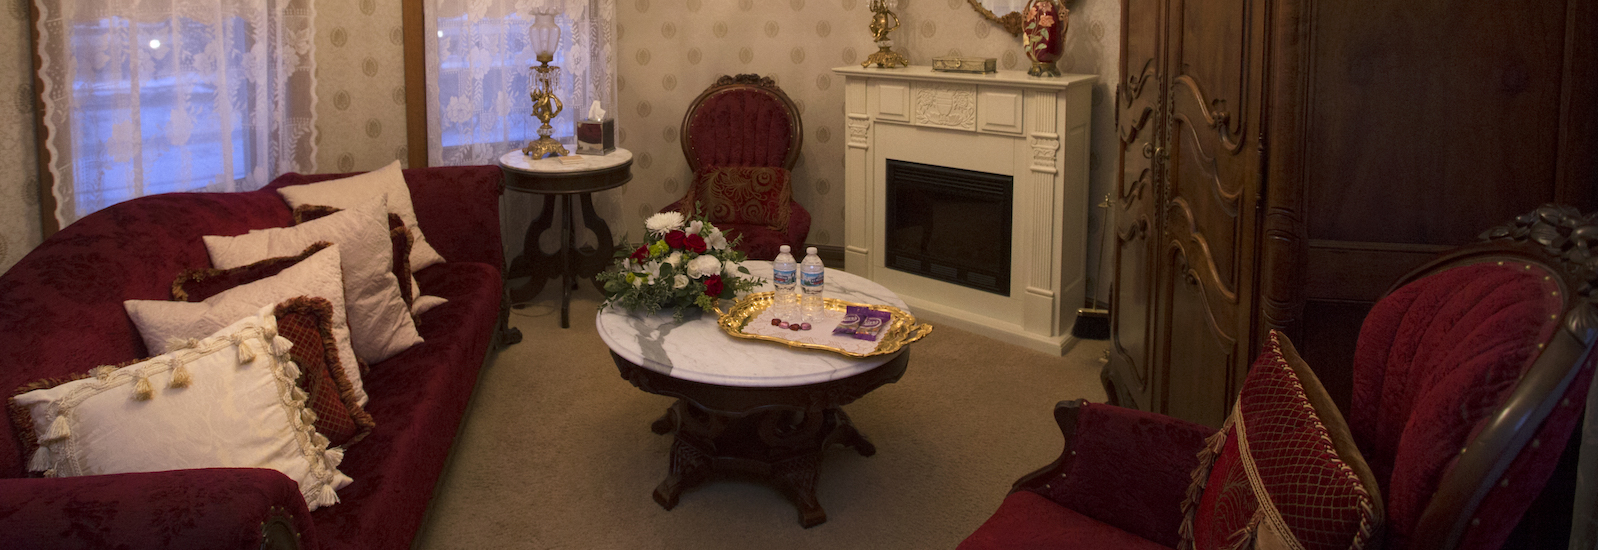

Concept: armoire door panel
[[1110, 214, 1154, 407], [1164, 113, 1246, 298], [1173, 0, 1254, 151], [1159, 246, 1235, 428], [1303, 0, 1574, 245]]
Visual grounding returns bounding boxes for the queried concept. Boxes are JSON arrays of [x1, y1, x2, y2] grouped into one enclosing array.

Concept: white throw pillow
[[276, 160, 447, 272], [205, 196, 422, 363], [12, 306, 353, 510], [125, 245, 369, 406]]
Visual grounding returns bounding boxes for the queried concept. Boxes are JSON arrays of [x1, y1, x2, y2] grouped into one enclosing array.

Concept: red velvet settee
[[0, 166, 513, 550]]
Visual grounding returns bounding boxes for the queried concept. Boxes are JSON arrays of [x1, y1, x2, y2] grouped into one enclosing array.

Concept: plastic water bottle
[[800, 247, 825, 322], [773, 245, 799, 317]]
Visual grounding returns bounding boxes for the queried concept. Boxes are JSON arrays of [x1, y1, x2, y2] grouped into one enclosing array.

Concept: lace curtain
[[34, 0, 317, 228], [423, 0, 617, 166]]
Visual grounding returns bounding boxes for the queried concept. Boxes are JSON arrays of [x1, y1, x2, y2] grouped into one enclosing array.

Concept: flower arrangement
[[598, 211, 765, 319]]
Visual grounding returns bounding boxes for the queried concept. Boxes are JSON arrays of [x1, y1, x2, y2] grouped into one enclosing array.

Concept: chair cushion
[[1182, 331, 1383, 550], [681, 166, 793, 229], [959, 490, 1175, 550]]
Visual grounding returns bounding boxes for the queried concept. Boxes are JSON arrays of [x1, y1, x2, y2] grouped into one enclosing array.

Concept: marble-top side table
[[596, 261, 914, 527], [498, 148, 632, 328]]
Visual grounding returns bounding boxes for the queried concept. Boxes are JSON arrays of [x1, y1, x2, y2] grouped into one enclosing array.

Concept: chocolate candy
[[789, 323, 801, 331], [771, 318, 782, 326], [800, 322, 812, 330], [833, 306, 866, 335], [779, 321, 790, 329], [853, 310, 893, 341]]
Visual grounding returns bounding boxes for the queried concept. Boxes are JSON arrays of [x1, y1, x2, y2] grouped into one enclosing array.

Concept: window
[[34, 0, 315, 229]]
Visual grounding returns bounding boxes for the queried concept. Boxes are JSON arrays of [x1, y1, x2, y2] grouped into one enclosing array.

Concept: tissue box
[[576, 118, 615, 155]]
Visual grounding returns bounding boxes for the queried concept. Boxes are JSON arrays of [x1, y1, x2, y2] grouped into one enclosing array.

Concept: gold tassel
[[168, 362, 192, 389], [263, 326, 278, 341], [280, 358, 302, 381], [132, 373, 154, 401], [43, 468, 56, 478], [310, 432, 329, 449], [28, 446, 51, 471], [271, 335, 294, 357], [300, 408, 318, 426], [43, 415, 70, 441], [289, 386, 308, 402], [166, 337, 199, 350], [323, 447, 345, 468], [90, 365, 117, 380]]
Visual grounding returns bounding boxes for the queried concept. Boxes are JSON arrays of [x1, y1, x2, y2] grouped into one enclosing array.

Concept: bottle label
[[801, 271, 824, 288], [773, 269, 796, 286]]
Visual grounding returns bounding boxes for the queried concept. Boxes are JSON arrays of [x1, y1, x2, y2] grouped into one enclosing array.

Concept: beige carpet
[[415, 285, 1109, 549]]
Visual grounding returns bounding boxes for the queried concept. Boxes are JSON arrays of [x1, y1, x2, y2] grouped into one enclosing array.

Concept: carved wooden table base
[[611, 350, 909, 528]]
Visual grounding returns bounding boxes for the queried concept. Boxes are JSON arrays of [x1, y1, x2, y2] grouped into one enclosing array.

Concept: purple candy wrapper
[[853, 310, 892, 341], [833, 306, 866, 335]]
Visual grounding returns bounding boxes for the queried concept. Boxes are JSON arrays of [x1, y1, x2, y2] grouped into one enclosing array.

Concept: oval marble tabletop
[[596, 261, 910, 388], [498, 148, 632, 174]]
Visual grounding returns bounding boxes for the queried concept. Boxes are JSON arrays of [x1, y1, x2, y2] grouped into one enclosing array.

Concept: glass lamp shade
[[530, 10, 561, 62]]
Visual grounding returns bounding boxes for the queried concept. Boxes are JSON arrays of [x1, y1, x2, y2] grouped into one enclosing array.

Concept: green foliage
[[596, 212, 766, 321]]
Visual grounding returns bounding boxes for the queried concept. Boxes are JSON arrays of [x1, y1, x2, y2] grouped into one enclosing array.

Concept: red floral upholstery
[[662, 75, 810, 261], [1184, 331, 1382, 550]]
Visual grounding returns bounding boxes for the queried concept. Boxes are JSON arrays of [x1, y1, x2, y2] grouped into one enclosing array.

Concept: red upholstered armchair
[[661, 74, 810, 260], [961, 205, 1598, 550]]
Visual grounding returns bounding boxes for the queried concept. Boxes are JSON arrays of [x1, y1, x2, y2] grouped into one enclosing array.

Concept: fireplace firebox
[[884, 159, 1012, 295]]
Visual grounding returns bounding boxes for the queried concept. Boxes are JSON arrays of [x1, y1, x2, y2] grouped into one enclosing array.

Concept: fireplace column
[[832, 65, 1097, 356]]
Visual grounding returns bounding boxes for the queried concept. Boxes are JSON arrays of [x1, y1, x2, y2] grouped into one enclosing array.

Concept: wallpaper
[[313, 0, 410, 174], [0, 0, 40, 273], [615, 0, 1120, 302]]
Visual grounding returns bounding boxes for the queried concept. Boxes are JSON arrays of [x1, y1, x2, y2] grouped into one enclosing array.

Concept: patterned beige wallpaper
[[615, 0, 1120, 300], [0, 0, 41, 273], [314, 0, 410, 173]]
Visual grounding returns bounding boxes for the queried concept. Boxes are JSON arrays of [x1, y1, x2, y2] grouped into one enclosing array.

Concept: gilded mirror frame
[[967, 0, 1023, 36]]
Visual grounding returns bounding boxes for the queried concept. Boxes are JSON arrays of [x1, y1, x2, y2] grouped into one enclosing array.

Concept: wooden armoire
[[1104, 0, 1597, 427]]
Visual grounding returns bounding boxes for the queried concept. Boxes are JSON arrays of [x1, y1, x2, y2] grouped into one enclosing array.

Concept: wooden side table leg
[[575, 192, 616, 292], [830, 408, 876, 457], [508, 195, 557, 304], [559, 195, 575, 328], [654, 437, 711, 511], [772, 453, 827, 527]]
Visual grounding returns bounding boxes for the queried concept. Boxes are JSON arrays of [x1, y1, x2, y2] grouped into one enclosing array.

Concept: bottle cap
[[780, 245, 790, 252], [807, 247, 818, 255]]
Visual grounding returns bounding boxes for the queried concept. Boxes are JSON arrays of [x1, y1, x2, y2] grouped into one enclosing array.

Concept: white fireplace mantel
[[832, 66, 1096, 355]]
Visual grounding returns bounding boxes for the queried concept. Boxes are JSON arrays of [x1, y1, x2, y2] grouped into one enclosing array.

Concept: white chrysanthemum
[[673, 274, 689, 289], [666, 251, 684, 267], [645, 211, 685, 235], [687, 254, 722, 279], [687, 220, 704, 236], [722, 260, 742, 278], [706, 227, 728, 250]]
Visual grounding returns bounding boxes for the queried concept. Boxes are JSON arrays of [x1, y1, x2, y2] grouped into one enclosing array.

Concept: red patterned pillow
[[681, 167, 793, 229], [172, 242, 332, 302], [274, 296, 375, 448], [1181, 331, 1384, 550]]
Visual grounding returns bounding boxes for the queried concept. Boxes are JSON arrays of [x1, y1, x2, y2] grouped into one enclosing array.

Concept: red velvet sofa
[[0, 166, 513, 549]]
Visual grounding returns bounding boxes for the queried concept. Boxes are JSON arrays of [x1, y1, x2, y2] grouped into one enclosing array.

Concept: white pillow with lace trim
[[125, 244, 368, 407], [11, 305, 353, 510], [205, 195, 422, 363]]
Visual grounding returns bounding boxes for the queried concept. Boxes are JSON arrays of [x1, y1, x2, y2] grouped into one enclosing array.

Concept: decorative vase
[[1022, 0, 1068, 77]]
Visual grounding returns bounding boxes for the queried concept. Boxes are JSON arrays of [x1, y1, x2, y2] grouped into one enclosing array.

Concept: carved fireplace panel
[[834, 65, 1097, 355]]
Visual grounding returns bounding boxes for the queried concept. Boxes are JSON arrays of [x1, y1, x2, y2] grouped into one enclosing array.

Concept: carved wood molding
[[713, 73, 777, 89], [913, 84, 977, 131], [1028, 135, 1060, 170], [1479, 204, 1598, 303], [846, 116, 871, 149]]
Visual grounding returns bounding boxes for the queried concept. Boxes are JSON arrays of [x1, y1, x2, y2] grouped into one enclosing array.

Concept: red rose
[[684, 234, 708, 253], [703, 275, 724, 297], [664, 230, 687, 249], [629, 245, 649, 261]]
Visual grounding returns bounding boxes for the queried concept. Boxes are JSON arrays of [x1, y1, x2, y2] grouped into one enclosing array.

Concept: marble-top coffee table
[[596, 262, 914, 527]]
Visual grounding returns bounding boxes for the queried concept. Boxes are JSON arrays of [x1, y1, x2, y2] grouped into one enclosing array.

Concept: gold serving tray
[[716, 292, 933, 358]]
